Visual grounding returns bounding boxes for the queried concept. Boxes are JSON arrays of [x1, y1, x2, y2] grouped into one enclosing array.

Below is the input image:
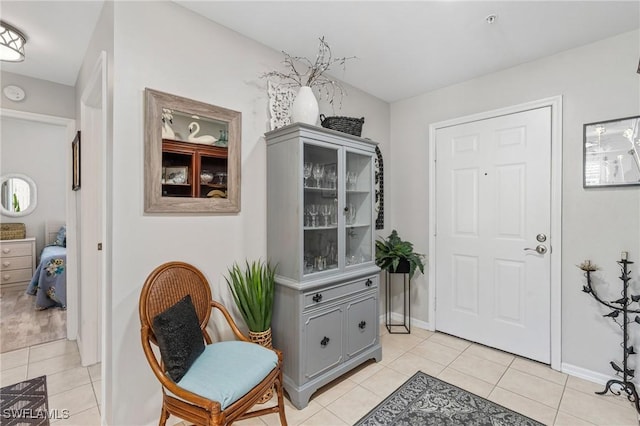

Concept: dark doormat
[[355, 371, 544, 425], [0, 375, 50, 426]]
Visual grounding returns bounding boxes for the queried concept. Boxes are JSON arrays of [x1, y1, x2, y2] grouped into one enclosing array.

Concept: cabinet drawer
[[346, 295, 378, 358], [1, 268, 32, 284], [1, 255, 32, 271], [0, 242, 33, 258], [304, 276, 378, 309], [304, 307, 343, 379]]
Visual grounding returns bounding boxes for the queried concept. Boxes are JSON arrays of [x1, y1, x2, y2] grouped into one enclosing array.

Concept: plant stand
[[385, 270, 410, 334], [580, 257, 640, 414]]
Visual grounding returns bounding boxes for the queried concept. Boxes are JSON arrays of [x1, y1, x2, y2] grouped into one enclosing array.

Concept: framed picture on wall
[[72, 131, 81, 191], [583, 116, 640, 188]]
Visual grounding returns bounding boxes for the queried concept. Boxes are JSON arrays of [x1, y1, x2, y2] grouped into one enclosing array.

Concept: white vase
[[291, 86, 319, 125]]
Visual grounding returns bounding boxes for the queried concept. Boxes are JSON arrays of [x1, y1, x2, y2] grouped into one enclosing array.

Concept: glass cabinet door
[[303, 143, 339, 276], [345, 150, 373, 268]]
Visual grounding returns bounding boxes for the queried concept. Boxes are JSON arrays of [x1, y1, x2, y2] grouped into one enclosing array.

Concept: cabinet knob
[[312, 293, 323, 303], [320, 336, 330, 347], [3, 275, 10, 281], [2, 261, 10, 267], [2, 248, 10, 254], [365, 279, 372, 287], [358, 321, 366, 329]]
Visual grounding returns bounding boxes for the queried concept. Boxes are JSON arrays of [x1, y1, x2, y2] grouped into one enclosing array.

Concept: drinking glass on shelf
[[304, 206, 311, 227], [304, 257, 314, 274], [303, 162, 313, 187], [346, 203, 356, 225], [327, 241, 337, 266], [321, 204, 331, 227], [346, 171, 358, 190], [326, 165, 337, 189], [312, 164, 325, 188], [331, 199, 338, 225], [308, 204, 319, 227]]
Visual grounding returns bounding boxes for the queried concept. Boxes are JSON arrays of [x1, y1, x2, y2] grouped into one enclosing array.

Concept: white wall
[[390, 30, 640, 379], [108, 2, 389, 424], [0, 72, 75, 119], [74, 1, 114, 424], [0, 116, 67, 255]]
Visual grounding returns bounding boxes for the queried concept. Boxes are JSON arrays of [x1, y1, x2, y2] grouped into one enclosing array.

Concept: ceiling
[[0, 1, 105, 87], [1, 1, 638, 102]]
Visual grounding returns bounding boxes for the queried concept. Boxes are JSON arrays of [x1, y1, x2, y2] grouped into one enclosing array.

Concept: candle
[[621, 251, 628, 261]]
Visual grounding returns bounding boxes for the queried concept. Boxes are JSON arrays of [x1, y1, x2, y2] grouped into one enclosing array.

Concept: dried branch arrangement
[[262, 36, 356, 108]]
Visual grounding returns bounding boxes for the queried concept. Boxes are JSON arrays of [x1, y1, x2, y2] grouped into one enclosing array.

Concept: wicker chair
[[139, 261, 288, 426]]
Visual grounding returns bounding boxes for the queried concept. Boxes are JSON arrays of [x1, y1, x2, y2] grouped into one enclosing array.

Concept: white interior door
[[435, 107, 551, 363], [77, 52, 107, 367]]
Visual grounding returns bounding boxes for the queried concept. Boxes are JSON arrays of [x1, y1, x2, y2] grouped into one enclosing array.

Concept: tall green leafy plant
[[225, 260, 276, 333], [375, 230, 425, 281]]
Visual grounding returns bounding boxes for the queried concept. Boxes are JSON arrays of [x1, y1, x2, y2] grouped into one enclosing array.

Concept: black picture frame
[[583, 116, 640, 188], [72, 131, 81, 191]]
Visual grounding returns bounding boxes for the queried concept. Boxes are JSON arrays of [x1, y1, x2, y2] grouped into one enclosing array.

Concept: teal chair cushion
[[177, 341, 278, 410]]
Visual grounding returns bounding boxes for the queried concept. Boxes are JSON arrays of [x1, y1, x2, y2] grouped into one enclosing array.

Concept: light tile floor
[[229, 325, 639, 426], [2, 328, 639, 426], [0, 339, 101, 425]]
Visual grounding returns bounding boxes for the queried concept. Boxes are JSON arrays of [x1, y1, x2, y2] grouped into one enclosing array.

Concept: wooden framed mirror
[[144, 88, 241, 213]]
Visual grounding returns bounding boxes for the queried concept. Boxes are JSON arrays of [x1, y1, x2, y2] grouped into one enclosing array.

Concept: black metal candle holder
[[580, 257, 640, 414]]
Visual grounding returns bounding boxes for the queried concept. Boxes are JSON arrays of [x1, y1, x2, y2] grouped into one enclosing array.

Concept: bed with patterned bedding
[[25, 223, 66, 310]]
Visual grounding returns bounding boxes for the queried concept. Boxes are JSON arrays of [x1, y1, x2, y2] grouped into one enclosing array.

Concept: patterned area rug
[[0, 376, 50, 425], [355, 371, 544, 426]]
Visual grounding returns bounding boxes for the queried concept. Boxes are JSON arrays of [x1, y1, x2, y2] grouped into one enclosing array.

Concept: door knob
[[536, 233, 547, 242], [524, 245, 547, 254]]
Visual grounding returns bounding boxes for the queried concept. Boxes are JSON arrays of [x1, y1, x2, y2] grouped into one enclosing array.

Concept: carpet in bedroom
[[0, 288, 66, 353]]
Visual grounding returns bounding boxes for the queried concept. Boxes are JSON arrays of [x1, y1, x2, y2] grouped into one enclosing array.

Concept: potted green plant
[[225, 260, 276, 335], [225, 259, 277, 403], [375, 230, 426, 280]]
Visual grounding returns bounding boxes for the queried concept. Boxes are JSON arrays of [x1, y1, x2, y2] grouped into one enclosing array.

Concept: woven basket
[[1, 223, 26, 240], [249, 328, 275, 403], [320, 114, 365, 137]]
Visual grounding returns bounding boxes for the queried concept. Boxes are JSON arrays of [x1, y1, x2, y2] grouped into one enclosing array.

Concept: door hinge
[[97, 243, 103, 251]]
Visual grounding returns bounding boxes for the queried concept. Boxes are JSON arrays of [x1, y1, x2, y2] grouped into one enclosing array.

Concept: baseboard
[[379, 312, 433, 331], [561, 362, 625, 385]]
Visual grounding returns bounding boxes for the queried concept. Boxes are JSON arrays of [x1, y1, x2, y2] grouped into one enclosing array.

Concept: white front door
[[435, 107, 551, 363]]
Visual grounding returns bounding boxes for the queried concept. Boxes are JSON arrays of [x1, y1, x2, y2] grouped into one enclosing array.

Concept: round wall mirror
[[0, 174, 37, 217]]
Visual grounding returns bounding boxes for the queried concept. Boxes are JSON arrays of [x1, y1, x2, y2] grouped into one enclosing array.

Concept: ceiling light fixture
[[0, 21, 27, 62]]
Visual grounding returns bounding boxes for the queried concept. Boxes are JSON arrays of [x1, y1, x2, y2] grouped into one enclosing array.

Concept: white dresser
[[0, 237, 36, 290]]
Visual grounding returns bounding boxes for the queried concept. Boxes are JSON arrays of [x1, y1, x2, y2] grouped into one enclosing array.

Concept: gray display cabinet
[[265, 123, 382, 409]]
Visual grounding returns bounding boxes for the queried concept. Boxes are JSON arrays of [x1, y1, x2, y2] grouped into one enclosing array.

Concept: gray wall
[[389, 29, 640, 379], [0, 117, 67, 256], [1, 71, 75, 119]]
